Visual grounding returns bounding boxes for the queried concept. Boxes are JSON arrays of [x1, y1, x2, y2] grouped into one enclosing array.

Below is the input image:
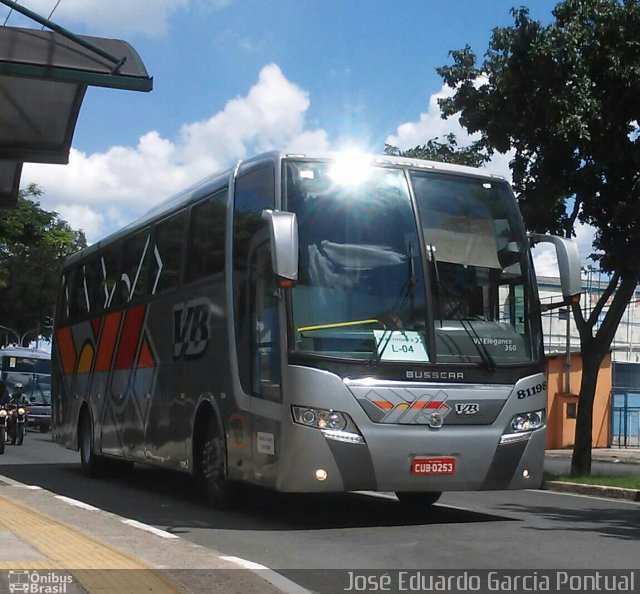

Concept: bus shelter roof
[[0, 25, 153, 208]]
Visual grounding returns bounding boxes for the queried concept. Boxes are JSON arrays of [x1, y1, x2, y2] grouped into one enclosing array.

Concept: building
[[539, 274, 640, 448]]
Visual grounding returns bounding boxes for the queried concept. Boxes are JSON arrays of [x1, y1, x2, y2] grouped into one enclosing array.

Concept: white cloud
[[23, 64, 328, 243], [5, 0, 230, 36], [386, 83, 513, 180]]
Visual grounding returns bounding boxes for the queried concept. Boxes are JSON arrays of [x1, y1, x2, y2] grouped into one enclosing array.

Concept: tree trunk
[[570, 270, 640, 476], [570, 348, 601, 475]]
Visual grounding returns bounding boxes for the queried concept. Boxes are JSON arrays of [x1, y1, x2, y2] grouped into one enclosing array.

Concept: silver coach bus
[[52, 151, 580, 508]]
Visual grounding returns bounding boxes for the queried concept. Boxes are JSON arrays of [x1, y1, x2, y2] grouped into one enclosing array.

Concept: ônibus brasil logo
[[7, 570, 73, 594]]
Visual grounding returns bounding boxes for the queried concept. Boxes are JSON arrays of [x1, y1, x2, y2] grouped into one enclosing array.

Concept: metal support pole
[[0, 0, 127, 72], [0, 324, 20, 344], [564, 307, 571, 394]]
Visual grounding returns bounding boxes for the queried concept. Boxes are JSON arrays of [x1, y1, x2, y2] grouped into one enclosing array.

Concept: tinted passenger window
[[75, 260, 100, 316], [97, 247, 121, 310], [153, 211, 187, 294], [122, 231, 150, 301], [185, 190, 227, 283]]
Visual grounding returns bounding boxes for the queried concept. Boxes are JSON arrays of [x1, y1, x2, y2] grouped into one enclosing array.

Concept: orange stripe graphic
[[372, 400, 393, 410], [77, 342, 95, 374], [55, 326, 76, 376], [95, 311, 122, 372]]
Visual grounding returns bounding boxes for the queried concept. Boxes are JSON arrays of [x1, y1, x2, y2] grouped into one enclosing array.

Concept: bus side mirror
[[262, 209, 298, 286], [530, 233, 582, 302]]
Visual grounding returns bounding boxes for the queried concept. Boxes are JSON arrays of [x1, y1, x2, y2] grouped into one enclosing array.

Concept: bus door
[[232, 165, 283, 484]]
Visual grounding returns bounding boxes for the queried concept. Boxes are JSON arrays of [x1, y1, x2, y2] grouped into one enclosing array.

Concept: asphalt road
[[1, 432, 639, 593]]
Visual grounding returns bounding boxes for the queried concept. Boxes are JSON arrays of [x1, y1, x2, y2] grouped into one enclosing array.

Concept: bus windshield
[[286, 158, 537, 366]]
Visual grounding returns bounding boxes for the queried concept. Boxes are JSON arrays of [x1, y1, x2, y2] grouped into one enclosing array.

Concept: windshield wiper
[[368, 241, 417, 368], [430, 257, 496, 372]]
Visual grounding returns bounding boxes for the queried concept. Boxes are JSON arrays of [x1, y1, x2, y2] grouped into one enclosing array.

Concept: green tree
[[436, 0, 640, 475], [385, 133, 490, 168], [0, 184, 86, 345]]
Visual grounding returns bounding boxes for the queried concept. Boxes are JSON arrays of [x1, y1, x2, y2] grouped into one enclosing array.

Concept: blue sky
[[5, 0, 579, 268]]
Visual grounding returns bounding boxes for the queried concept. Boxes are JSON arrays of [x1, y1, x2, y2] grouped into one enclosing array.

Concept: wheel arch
[[191, 398, 225, 476]]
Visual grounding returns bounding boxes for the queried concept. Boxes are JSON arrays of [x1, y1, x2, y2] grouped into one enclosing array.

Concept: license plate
[[411, 457, 456, 476]]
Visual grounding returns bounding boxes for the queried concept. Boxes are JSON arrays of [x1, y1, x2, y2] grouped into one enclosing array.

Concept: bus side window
[[185, 190, 227, 284], [122, 231, 150, 302], [233, 166, 275, 395], [152, 211, 188, 294], [75, 260, 100, 317], [97, 246, 122, 311], [57, 271, 71, 324]]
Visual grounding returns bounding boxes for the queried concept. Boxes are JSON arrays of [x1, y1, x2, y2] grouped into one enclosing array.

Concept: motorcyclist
[[10, 383, 28, 406], [6, 383, 27, 442]]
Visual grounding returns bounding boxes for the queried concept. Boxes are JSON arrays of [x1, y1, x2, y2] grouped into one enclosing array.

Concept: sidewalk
[[546, 447, 640, 464], [0, 474, 301, 594], [544, 447, 640, 502]]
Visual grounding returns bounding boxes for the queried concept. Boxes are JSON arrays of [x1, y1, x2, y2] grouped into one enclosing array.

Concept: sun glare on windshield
[[328, 151, 373, 186]]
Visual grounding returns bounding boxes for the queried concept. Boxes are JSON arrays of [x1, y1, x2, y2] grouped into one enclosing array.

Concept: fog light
[[315, 469, 328, 481], [522, 469, 530, 478]]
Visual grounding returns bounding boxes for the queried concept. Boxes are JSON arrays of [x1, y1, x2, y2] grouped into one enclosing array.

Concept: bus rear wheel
[[199, 417, 237, 509], [395, 491, 442, 508], [79, 411, 102, 478]]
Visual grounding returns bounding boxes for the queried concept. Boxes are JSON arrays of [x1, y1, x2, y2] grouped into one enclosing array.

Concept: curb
[[0, 473, 298, 593], [542, 480, 640, 502]]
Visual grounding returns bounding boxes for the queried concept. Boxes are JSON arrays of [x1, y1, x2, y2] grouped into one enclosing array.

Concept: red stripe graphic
[[114, 304, 146, 370]]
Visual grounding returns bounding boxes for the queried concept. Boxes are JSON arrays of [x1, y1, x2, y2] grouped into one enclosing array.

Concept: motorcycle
[[6, 404, 27, 446]]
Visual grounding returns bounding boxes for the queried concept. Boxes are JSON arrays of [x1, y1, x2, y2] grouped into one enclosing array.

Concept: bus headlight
[[291, 406, 364, 444], [510, 410, 545, 432], [500, 409, 545, 445]]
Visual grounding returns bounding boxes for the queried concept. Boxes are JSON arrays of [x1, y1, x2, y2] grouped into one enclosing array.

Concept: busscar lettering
[[406, 370, 464, 380], [173, 298, 212, 359]]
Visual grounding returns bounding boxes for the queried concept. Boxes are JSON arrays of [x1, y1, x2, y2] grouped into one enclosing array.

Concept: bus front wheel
[[199, 417, 238, 509], [395, 491, 442, 508]]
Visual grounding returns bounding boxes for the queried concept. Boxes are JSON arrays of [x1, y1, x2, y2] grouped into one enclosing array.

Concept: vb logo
[[173, 298, 211, 359], [455, 403, 480, 416]]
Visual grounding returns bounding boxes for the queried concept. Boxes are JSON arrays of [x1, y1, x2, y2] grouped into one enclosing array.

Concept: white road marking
[[55, 495, 99, 511], [122, 518, 180, 539], [220, 556, 311, 594]]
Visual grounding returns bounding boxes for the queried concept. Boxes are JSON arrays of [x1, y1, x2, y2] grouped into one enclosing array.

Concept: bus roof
[[63, 150, 508, 268]]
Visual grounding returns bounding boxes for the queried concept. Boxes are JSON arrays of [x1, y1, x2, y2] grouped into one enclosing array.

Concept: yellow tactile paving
[[0, 494, 184, 593]]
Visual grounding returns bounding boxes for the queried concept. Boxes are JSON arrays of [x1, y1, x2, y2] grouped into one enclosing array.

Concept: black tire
[[0, 429, 5, 454], [79, 411, 102, 477], [198, 416, 238, 509], [395, 491, 442, 509], [16, 427, 24, 446]]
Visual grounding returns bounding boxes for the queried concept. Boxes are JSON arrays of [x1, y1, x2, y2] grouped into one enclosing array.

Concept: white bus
[[52, 151, 580, 508]]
